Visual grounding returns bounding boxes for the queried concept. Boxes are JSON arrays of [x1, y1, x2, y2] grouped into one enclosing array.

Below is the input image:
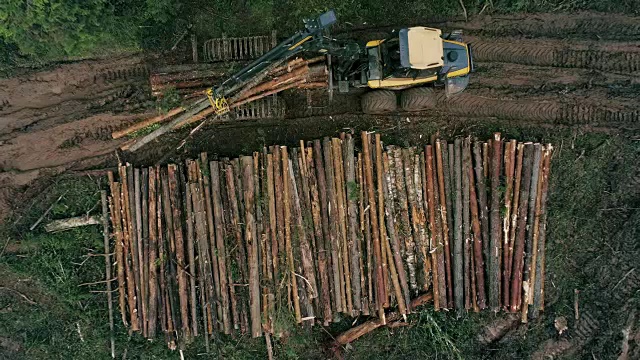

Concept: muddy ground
[[1, 11, 639, 359]]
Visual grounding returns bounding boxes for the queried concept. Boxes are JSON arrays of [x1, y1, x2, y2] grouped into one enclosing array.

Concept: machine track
[[442, 13, 640, 41], [469, 38, 640, 73], [94, 64, 151, 83]]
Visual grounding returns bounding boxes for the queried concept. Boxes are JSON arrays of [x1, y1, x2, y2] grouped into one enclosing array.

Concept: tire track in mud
[[444, 13, 640, 41], [439, 93, 639, 127], [94, 64, 151, 84], [286, 91, 639, 128], [470, 39, 640, 73]]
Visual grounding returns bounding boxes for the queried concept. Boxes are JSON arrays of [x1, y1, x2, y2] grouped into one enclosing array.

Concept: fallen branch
[[0, 286, 37, 305], [30, 191, 68, 231]]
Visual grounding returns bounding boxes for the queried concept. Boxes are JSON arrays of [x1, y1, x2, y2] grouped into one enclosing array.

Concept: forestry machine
[[204, 10, 474, 116]]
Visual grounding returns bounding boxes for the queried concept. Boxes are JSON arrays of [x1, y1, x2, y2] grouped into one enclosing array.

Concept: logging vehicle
[[204, 10, 474, 116]]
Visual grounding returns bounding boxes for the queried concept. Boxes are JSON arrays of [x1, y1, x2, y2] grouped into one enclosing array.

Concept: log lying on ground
[[334, 292, 434, 346], [44, 215, 100, 232]]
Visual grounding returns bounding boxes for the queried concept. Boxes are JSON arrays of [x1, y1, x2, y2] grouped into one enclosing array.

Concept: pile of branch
[[113, 56, 327, 143], [103, 132, 552, 351]]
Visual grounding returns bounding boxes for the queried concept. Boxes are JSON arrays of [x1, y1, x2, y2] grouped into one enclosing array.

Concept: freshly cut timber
[[103, 132, 551, 349]]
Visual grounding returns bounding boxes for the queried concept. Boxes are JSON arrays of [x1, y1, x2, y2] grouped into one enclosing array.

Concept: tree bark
[[532, 144, 552, 317], [312, 140, 333, 323], [506, 143, 524, 310], [358, 153, 371, 316], [334, 292, 433, 346], [323, 138, 343, 315], [134, 169, 146, 335], [345, 135, 362, 314], [374, 136, 389, 308], [181, 167, 196, 338], [453, 140, 464, 312], [521, 144, 542, 322], [209, 160, 232, 333], [436, 140, 454, 308], [43, 216, 100, 232], [404, 149, 430, 293], [501, 140, 516, 308], [463, 138, 472, 311], [101, 191, 116, 358], [382, 153, 409, 316], [168, 164, 190, 338], [362, 132, 385, 323], [472, 143, 490, 281], [107, 173, 128, 327], [240, 156, 262, 337], [510, 143, 534, 313], [119, 165, 139, 330], [488, 134, 503, 310], [281, 148, 302, 323], [226, 163, 248, 332], [332, 138, 352, 314], [425, 146, 441, 310], [468, 157, 487, 309], [392, 148, 417, 295]]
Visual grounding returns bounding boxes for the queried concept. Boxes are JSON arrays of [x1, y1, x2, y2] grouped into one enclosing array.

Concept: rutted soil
[[1, 11, 640, 221], [440, 12, 640, 41], [0, 53, 151, 138]]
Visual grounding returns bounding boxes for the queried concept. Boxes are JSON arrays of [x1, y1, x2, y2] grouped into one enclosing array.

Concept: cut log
[[510, 143, 534, 313], [453, 139, 464, 312], [210, 159, 232, 333], [312, 140, 333, 323], [392, 147, 418, 295], [345, 135, 362, 314], [119, 165, 139, 330], [362, 132, 385, 323], [107, 173, 128, 327], [241, 156, 262, 337], [472, 143, 490, 277], [506, 143, 525, 310], [468, 156, 487, 309], [436, 140, 454, 308], [332, 138, 352, 314], [101, 191, 116, 358], [520, 144, 542, 322], [463, 138, 472, 311], [381, 152, 409, 317], [501, 140, 516, 307], [334, 292, 433, 346], [424, 145, 440, 310], [168, 165, 190, 338], [532, 145, 552, 317], [282, 148, 302, 323], [323, 138, 343, 316], [183, 168, 198, 337], [488, 133, 503, 311]]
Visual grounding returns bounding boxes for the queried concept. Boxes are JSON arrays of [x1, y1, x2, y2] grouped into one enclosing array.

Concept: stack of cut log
[[114, 57, 327, 142], [104, 132, 552, 349], [148, 56, 327, 100]]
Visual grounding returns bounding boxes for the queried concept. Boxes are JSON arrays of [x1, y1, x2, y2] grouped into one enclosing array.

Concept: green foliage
[[0, 0, 135, 61]]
